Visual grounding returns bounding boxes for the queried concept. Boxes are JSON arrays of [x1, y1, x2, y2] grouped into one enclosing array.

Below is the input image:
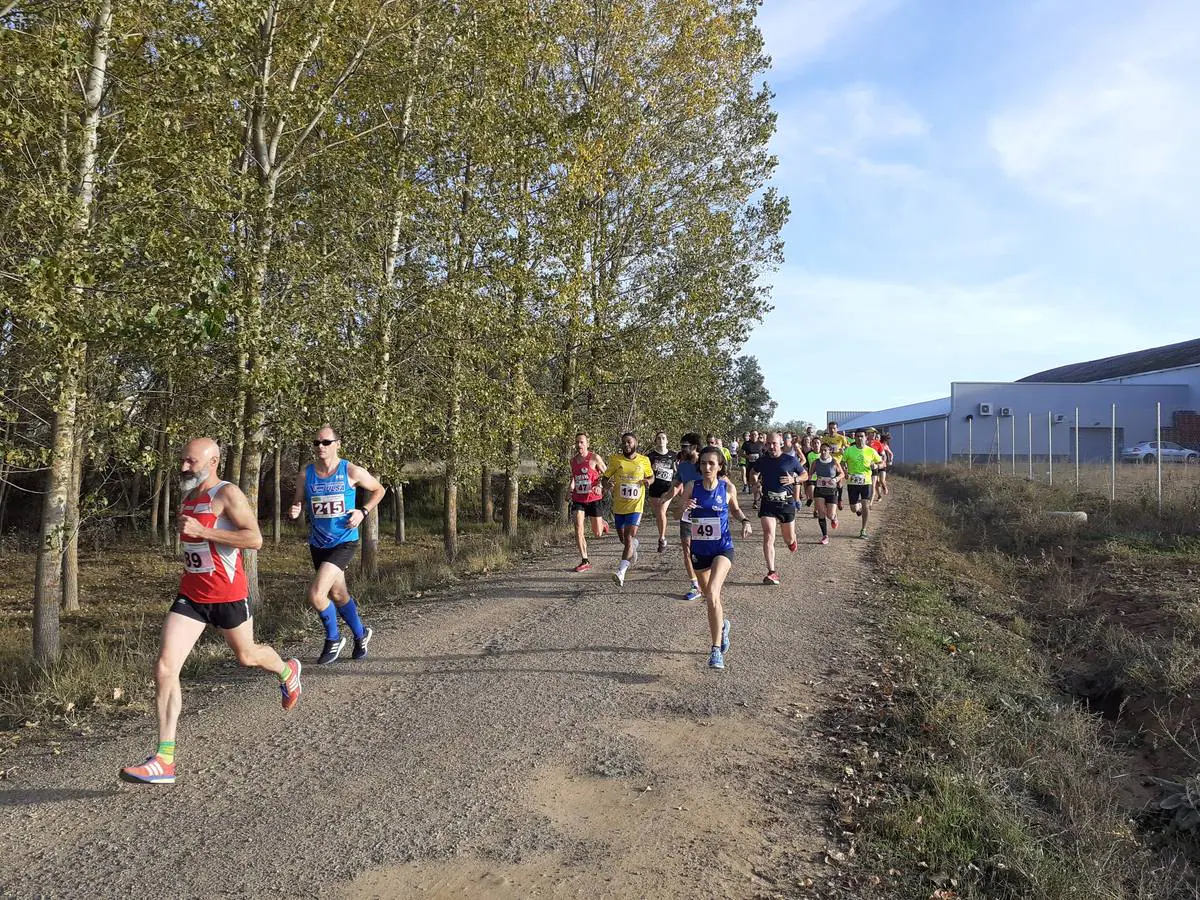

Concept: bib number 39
[[182, 541, 214, 574]]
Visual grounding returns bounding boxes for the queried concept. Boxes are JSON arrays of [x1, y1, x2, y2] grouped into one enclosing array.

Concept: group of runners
[[120, 421, 892, 784], [568, 424, 893, 670]]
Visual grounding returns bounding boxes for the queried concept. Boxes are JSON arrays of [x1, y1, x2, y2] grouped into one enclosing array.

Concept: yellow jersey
[[823, 432, 850, 458], [603, 453, 654, 514]]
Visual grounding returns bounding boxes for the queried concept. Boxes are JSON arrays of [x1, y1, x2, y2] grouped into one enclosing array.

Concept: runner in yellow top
[[603, 432, 654, 587], [822, 421, 851, 509], [841, 430, 883, 539]]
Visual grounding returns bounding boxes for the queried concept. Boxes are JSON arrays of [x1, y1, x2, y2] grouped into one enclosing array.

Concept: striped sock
[[278, 662, 292, 684], [156, 740, 175, 765]]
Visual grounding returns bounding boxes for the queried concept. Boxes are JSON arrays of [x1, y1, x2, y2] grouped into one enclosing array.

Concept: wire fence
[[889, 400, 1200, 514]]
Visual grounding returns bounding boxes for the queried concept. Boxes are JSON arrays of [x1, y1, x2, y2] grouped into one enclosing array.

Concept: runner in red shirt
[[119, 437, 301, 785], [569, 432, 609, 572]]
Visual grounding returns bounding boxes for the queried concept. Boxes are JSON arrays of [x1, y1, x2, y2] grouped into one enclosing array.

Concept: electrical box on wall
[[1054, 414, 1065, 424], [978, 403, 993, 416], [999, 407, 1013, 417]]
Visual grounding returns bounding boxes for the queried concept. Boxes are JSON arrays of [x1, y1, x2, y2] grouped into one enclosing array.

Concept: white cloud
[[757, 0, 900, 81], [988, 3, 1200, 210]]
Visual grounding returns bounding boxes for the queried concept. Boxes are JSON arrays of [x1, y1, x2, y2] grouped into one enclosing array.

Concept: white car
[[1121, 440, 1200, 463]]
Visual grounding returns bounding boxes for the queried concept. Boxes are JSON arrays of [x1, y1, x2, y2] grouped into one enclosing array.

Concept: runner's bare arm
[[723, 478, 753, 535], [592, 452, 607, 473], [180, 484, 263, 550], [346, 463, 386, 528]]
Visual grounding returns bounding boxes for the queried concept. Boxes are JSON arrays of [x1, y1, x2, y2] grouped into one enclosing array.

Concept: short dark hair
[[576, 431, 588, 439], [621, 431, 636, 441], [682, 431, 702, 447]]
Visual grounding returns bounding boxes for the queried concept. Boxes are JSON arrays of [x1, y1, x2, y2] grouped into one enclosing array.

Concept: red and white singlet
[[178, 481, 249, 603], [570, 454, 603, 503]]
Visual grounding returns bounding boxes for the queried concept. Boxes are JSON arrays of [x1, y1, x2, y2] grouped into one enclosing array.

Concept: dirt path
[[0, 494, 888, 899]]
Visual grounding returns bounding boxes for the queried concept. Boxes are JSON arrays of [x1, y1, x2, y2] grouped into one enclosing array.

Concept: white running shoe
[[612, 569, 625, 587]]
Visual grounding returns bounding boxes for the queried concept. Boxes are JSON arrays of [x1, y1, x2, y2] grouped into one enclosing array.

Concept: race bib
[[690, 517, 720, 540], [849, 474, 869, 485], [311, 494, 347, 519], [182, 541, 214, 574], [573, 474, 592, 493], [620, 483, 640, 500], [766, 490, 790, 504], [653, 464, 673, 481], [747, 454, 760, 463], [816, 476, 838, 489]]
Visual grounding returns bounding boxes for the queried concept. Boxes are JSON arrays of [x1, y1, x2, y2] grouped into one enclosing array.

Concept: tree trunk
[[393, 482, 405, 544], [361, 505, 380, 577], [0, 415, 13, 537], [161, 465, 173, 551], [272, 444, 281, 546], [480, 465, 493, 524], [149, 424, 166, 540], [129, 470, 143, 524], [503, 438, 519, 536], [62, 418, 86, 612], [33, 360, 81, 665]]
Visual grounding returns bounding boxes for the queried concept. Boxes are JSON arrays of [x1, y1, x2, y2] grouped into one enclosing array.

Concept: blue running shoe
[[720, 618, 730, 653], [684, 584, 702, 602], [708, 646, 725, 670]]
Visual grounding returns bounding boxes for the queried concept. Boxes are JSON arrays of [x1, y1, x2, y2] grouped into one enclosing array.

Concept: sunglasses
[[312, 438, 338, 447]]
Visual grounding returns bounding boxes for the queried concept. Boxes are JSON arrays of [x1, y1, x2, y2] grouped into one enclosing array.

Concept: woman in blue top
[[680, 446, 752, 670], [672, 432, 704, 602]]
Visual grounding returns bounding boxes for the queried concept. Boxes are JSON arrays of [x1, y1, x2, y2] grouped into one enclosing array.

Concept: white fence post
[[1074, 406, 1080, 488], [1048, 411, 1053, 486], [1110, 403, 1116, 502], [967, 418, 973, 468], [944, 418, 948, 463], [1011, 414, 1016, 476], [922, 420, 927, 464], [1157, 401, 1163, 515], [1027, 412, 1033, 480]]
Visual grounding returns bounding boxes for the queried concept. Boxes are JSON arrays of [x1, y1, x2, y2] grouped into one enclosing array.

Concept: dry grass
[[833, 473, 1200, 898]]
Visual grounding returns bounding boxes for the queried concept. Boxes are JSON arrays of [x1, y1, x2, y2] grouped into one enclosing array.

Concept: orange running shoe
[[119, 754, 175, 785], [280, 658, 302, 710]]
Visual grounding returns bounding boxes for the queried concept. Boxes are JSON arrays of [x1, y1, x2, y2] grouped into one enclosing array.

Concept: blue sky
[[748, 0, 1200, 425]]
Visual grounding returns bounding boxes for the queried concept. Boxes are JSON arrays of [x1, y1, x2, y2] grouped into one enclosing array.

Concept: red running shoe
[[830, 519, 839, 531], [763, 571, 780, 585], [280, 658, 302, 710], [119, 754, 175, 785], [787, 541, 798, 552], [573, 560, 592, 572]]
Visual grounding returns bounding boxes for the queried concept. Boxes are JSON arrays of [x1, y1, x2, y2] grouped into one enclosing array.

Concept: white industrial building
[[831, 339, 1200, 464]]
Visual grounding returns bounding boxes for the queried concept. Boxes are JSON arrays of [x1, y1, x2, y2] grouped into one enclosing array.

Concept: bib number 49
[[690, 517, 720, 540]]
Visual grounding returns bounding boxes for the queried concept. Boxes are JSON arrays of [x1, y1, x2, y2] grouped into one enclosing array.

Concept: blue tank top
[[675, 459, 700, 486], [305, 459, 358, 548], [688, 478, 733, 555]]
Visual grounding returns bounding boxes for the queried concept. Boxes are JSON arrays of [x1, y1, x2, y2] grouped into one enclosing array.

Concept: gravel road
[[0, 493, 885, 899]]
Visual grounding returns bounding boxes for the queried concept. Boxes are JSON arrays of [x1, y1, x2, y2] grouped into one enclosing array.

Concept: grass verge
[[817, 472, 1200, 899]]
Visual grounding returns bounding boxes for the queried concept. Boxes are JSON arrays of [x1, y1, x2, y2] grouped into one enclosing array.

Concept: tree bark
[[149, 424, 166, 540], [503, 438, 519, 536], [393, 481, 405, 544], [161, 464, 173, 551], [62, 417, 86, 612], [271, 444, 281, 546], [480, 465, 493, 524], [361, 505, 379, 577]]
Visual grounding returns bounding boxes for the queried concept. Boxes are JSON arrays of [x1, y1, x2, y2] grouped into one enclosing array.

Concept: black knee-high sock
[[819, 517, 828, 536]]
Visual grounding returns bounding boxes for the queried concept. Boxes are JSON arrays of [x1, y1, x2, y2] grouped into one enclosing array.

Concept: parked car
[[1120, 440, 1200, 463]]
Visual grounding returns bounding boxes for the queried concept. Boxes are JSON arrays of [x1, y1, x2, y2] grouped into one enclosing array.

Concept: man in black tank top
[[646, 431, 676, 553]]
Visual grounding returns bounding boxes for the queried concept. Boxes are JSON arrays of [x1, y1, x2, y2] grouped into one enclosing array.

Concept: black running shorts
[[648, 480, 673, 499], [571, 500, 603, 518], [848, 484, 873, 505], [690, 549, 734, 571], [758, 498, 796, 523], [170, 594, 251, 630], [310, 541, 358, 571]]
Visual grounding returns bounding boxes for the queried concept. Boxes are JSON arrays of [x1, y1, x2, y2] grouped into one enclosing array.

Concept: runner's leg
[[574, 507, 588, 560], [759, 514, 777, 573], [154, 612, 207, 744], [221, 618, 287, 676], [703, 556, 733, 647]]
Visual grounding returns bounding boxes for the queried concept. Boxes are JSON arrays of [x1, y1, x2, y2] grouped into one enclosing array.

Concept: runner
[[843, 430, 883, 538], [604, 432, 654, 587], [804, 437, 821, 509], [737, 431, 751, 491], [647, 431, 676, 553], [749, 431, 806, 584], [673, 432, 704, 601], [680, 445, 753, 669], [120, 438, 301, 785], [706, 433, 733, 472], [822, 422, 850, 509], [568, 432, 608, 572], [741, 430, 765, 508], [289, 425, 385, 664], [810, 441, 844, 545], [873, 430, 894, 500]]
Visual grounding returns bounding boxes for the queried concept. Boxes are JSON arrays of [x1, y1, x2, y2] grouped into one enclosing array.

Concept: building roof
[[840, 397, 951, 432], [1018, 338, 1200, 384]]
